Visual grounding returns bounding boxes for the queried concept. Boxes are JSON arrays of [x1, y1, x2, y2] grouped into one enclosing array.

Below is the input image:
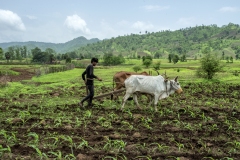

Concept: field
[[0, 59, 240, 160]]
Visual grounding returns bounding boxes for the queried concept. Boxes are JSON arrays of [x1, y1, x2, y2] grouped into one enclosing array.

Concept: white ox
[[121, 75, 183, 111]]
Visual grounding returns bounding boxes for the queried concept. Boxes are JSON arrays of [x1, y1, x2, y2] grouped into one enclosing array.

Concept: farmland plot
[[1, 64, 240, 159], [0, 80, 240, 159]]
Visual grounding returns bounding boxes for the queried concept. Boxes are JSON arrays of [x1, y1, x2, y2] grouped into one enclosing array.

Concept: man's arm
[[89, 65, 97, 79], [82, 70, 86, 81]]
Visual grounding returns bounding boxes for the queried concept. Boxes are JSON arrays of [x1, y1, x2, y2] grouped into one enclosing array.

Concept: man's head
[[91, 57, 98, 66]]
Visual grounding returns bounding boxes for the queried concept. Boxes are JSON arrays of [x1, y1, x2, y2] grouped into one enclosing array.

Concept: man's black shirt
[[82, 64, 97, 85]]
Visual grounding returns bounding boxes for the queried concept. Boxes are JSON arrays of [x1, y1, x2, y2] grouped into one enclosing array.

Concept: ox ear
[[174, 76, 178, 82], [164, 77, 169, 82]]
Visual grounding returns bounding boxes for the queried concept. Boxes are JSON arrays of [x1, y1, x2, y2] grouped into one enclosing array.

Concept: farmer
[[79, 57, 102, 108]]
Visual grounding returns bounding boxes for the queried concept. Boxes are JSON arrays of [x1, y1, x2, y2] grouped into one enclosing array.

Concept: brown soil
[[0, 68, 240, 159], [9, 68, 35, 81]]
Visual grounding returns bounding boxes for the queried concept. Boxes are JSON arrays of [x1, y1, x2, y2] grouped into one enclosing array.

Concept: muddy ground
[[0, 68, 240, 159]]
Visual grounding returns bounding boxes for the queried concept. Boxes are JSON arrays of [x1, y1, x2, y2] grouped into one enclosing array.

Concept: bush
[[66, 57, 72, 63], [143, 59, 152, 68], [133, 66, 142, 72], [153, 61, 161, 70], [196, 53, 223, 79], [233, 70, 239, 76]]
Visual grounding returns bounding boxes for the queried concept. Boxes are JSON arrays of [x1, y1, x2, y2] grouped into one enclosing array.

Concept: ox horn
[[162, 70, 167, 78], [174, 76, 178, 82]]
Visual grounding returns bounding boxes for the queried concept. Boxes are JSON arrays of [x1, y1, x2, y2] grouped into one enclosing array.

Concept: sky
[[0, 0, 240, 43]]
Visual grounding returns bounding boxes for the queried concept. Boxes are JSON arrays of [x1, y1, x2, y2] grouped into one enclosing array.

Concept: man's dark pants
[[81, 85, 94, 106]]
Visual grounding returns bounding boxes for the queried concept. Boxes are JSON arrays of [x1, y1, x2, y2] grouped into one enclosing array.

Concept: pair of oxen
[[112, 71, 183, 111]]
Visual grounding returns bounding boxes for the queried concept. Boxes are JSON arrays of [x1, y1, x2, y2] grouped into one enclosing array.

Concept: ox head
[[170, 76, 183, 94], [140, 71, 149, 75]]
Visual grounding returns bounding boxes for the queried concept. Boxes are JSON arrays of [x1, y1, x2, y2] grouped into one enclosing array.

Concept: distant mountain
[[77, 23, 240, 59], [0, 36, 100, 53]]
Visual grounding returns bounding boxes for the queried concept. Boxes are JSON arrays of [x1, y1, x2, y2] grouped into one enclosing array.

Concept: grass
[[0, 59, 240, 159], [0, 58, 239, 101]]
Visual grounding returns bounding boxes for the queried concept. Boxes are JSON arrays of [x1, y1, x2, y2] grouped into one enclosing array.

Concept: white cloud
[[0, 9, 26, 31], [132, 21, 154, 31], [64, 14, 91, 34], [142, 5, 169, 11], [219, 7, 238, 12]]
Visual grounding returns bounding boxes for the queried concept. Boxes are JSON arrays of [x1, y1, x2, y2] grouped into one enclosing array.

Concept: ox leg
[[133, 93, 142, 109], [121, 92, 131, 110], [154, 94, 160, 112], [147, 95, 154, 108]]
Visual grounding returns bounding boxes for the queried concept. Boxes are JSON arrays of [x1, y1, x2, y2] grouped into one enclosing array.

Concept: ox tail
[[111, 77, 115, 100]]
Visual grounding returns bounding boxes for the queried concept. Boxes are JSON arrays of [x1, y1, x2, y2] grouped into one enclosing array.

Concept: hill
[[1, 23, 240, 60], [77, 23, 240, 59], [0, 36, 100, 53]]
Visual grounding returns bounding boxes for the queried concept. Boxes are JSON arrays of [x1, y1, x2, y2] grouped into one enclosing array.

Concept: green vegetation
[[0, 22, 240, 159], [0, 60, 240, 159], [196, 53, 224, 79], [77, 23, 240, 60], [1, 23, 240, 64]]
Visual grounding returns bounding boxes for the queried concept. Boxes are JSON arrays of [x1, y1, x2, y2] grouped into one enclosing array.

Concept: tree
[[5, 52, 11, 63], [142, 55, 153, 68], [230, 56, 233, 63], [154, 52, 161, 59], [168, 54, 174, 63], [143, 59, 152, 68], [49, 54, 55, 63], [142, 56, 146, 62], [196, 53, 223, 79], [0, 48, 3, 60], [31, 47, 48, 63], [236, 54, 239, 60], [67, 51, 77, 59], [45, 48, 56, 55], [15, 47, 22, 62], [180, 54, 186, 62], [8, 46, 15, 62], [153, 61, 161, 70], [22, 46, 27, 58], [103, 52, 114, 65], [133, 66, 142, 72], [172, 54, 179, 64], [222, 51, 225, 60], [226, 56, 229, 63], [66, 57, 72, 63], [103, 53, 125, 65], [202, 46, 211, 54]]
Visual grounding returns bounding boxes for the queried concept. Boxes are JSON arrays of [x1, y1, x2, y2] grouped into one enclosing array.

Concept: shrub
[[143, 59, 152, 68], [133, 66, 142, 72], [196, 53, 223, 79], [233, 70, 239, 76], [153, 61, 161, 70]]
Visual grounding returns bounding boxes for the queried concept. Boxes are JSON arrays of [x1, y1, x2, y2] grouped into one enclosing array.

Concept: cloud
[[0, 9, 26, 31], [219, 7, 238, 12], [132, 21, 154, 31], [142, 5, 169, 11], [64, 14, 91, 34]]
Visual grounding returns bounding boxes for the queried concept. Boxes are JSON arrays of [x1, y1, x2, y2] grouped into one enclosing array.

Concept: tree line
[[1, 23, 240, 64]]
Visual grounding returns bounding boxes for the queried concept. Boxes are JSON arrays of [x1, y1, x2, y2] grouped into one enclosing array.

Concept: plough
[[93, 88, 126, 99]]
